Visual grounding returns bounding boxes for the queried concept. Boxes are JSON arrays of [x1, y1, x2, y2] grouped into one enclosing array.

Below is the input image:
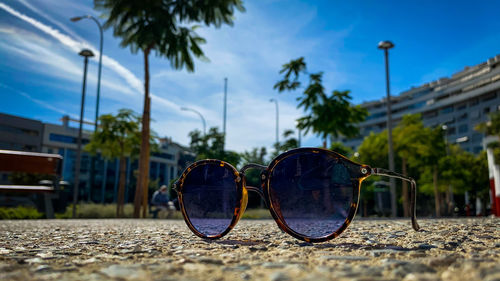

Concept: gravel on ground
[[0, 218, 499, 281]]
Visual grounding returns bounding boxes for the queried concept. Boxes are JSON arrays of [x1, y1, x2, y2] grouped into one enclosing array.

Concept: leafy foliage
[[94, 0, 245, 71], [274, 57, 368, 139], [85, 109, 157, 217], [271, 129, 299, 158], [358, 113, 490, 216], [189, 127, 241, 166], [85, 109, 141, 159], [329, 142, 353, 158], [0, 206, 44, 220]]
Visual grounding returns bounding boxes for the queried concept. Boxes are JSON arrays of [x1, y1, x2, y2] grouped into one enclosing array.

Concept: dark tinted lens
[[182, 163, 238, 236], [269, 152, 354, 238]]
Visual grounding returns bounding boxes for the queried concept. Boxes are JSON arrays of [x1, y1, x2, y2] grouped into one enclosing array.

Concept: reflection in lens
[[182, 163, 238, 236], [269, 152, 354, 238]]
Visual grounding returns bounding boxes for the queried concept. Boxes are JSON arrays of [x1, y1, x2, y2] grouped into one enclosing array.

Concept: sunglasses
[[173, 147, 420, 243]]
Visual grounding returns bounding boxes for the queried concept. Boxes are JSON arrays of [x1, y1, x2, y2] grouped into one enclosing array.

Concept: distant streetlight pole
[[73, 49, 94, 218], [181, 107, 206, 135], [71, 15, 103, 202], [270, 98, 279, 145], [378, 40, 397, 218], [223, 78, 228, 147], [442, 125, 455, 215]]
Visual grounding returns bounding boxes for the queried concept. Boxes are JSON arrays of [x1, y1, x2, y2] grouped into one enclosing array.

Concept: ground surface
[[0, 218, 499, 281]]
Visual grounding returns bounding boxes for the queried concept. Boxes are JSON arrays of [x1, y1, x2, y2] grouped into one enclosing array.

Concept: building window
[[482, 92, 497, 102], [408, 101, 426, 110], [440, 106, 454, 114], [458, 124, 468, 134], [484, 107, 491, 114], [423, 110, 438, 119], [472, 134, 482, 142], [457, 113, 468, 121], [457, 103, 467, 111], [366, 111, 386, 120], [152, 152, 174, 160], [470, 99, 479, 106], [49, 133, 89, 144]]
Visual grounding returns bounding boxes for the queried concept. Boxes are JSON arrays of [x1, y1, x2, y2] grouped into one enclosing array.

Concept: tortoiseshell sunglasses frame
[[174, 147, 420, 243]]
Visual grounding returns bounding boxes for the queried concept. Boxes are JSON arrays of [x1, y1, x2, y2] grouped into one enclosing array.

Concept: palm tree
[[94, 0, 245, 217], [85, 109, 141, 217], [274, 57, 368, 145]]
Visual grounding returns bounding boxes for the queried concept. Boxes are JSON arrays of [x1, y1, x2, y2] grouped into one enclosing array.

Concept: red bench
[[0, 150, 63, 218]]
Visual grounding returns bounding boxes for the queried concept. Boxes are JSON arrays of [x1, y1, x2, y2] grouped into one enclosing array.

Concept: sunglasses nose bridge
[[245, 185, 265, 198]]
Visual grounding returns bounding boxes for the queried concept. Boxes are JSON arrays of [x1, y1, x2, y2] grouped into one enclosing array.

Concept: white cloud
[[0, 2, 177, 111], [17, 0, 87, 43]]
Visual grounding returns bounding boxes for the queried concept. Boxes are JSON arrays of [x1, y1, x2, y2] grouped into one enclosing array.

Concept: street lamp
[[223, 78, 228, 144], [73, 49, 94, 218], [71, 15, 103, 131], [378, 40, 397, 218], [181, 107, 206, 135], [270, 98, 279, 146], [71, 15, 104, 202]]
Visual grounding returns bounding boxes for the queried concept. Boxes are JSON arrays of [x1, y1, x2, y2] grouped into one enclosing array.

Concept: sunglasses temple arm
[[371, 167, 421, 231]]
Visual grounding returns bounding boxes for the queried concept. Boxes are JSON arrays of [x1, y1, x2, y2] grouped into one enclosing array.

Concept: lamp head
[[378, 40, 395, 50], [79, 49, 94, 58], [70, 16, 83, 22]]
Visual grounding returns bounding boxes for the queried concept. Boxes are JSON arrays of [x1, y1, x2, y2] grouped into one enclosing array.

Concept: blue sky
[[1, 0, 500, 152]]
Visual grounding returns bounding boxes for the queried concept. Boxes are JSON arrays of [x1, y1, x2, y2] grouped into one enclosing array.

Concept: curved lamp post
[[71, 15, 104, 202], [73, 49, 94, 218], [71, 15, 103, 130], [378, 40, 397, 218], [270, 98, 279, 146], [181, 107, 206, 135]]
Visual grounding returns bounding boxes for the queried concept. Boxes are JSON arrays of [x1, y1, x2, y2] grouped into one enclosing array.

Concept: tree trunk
[[433, 165, 441, 217], [117, 156, 126, 217], [133, 47, 152, 218], [402, 158, 409, 217], [142, 96, 151, 218]]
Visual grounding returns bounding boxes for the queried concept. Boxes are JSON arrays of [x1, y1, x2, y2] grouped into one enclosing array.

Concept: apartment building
[[342, 54, 500, 153]]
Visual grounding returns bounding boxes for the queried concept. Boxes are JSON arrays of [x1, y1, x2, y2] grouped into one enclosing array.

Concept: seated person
[[151, 185, 175, 218]]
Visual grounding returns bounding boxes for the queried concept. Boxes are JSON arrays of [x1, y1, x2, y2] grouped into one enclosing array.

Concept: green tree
[[439, 145, 490, 215], [356, 131, 389, 216], [189, 127, 241, 166], [329, 142, 353, 158], [95, 0, 245, 218], [357, 131, 388, 169], [271, 129, 299, 158], [274, 57, 367, 144], [416, 126, 447, 217], [85, 109, 141, 217], [393, 114, 427, 216]]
